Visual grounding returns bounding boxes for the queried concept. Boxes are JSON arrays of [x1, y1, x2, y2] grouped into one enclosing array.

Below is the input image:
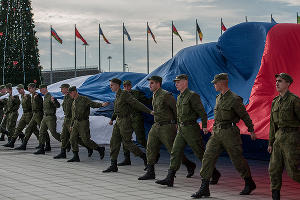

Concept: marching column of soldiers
[[0, 72, 299, 200]]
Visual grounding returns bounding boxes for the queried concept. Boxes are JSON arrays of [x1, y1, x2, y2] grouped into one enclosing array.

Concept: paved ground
[[0, 138, 299, 200]]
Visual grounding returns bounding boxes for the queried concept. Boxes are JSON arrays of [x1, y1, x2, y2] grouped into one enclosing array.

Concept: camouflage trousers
[[12, 112, 38, 140]]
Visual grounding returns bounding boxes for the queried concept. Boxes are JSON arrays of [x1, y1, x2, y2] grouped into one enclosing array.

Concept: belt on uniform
[[279, 127, 300, 132], [179, 121, 197, 127], [214, 123, 236, 129], [155, 120, 176, 126]]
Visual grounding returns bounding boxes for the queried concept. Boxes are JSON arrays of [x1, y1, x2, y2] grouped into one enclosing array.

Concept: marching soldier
[[138, 76, 196, 180], [34, 84, 61, 154], [103, 78, 153, 173], [118, 80, 149, 166], [67, 86, 108, 162], [1, 83, 20, 142], [3, 84, 38, 148], [192, 73, 257, 198], [15, 83, 46, 150], [0, 85, 8, 141], [156, 74, 221, 187], [268, 73, 300, 200]]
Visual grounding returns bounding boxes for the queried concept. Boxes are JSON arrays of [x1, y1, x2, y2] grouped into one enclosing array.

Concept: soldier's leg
[[68, 121, 80, 162], [169, 132, 187, 171], [24, 118, 37, 142], [12, 115, 28, 140], [47, 116, 61, 142], [7, 112, 18, 139], [146, 125, 161, 165], [60, 118, 71, 149], [284, 140, 300, 183], [269, 140, 284, 191], [184, 126, 205, 160], [110, 122, 123, 161], [77, 120, 98, 150], [132, 117, 147, 148], [38, 118, 48, 146]]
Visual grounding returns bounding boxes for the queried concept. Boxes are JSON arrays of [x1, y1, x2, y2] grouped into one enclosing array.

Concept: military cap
[[16, 84, 24, 89], [211, 73, 228, 84], [0, 85, 5, 90], [60, 83, 70, 88], [27, 83, 36, 88], [123, 80, 132, 85], [173, 74, 188, 82], [275, 73, 293, 84], [39, 84, 47, 89], [68, 86, 77, 92], [147, 75, 162, 84], [110, 78, 122, 85], [5, 83, 12, 89]]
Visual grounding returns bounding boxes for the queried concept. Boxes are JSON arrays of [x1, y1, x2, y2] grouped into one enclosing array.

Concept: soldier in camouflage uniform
[[103, 78, 153, 173], [15, 83, 46, 150], [0, 83, 20, 142], [268, 73, 300, 200], [53, 84, 93, 159], [0, 85, 8, 141], [156, 74, 221, 187], [138, 76, 196, 181], [67, 86, 108, 162], [34, 84, 61, 155], [192, 73, 257, 198], [3, 84, 38, 148], [117, 80, 149, 166]]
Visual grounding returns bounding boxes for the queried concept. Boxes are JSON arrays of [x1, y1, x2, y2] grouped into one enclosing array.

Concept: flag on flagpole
[[123, 26, 131, 41], [196, 21, 203, 42], [271, 15, 277, 23], [172, 24, 183, 42], [147, 25, 157, 43], [297, 13, 300, 24], [99, 26, 111, 44], [75, 27, 88, 45], [221, 21, 227, 31], [51, 28, 62, 44]]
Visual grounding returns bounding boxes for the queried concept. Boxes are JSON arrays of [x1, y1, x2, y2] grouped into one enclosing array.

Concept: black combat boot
[[155, 153, 160, 164], [0, 133, 5, 141], [118, 151, 131, 166], [35, 144, 42, 149], [67, 151, 80, 162], [45, 141, 51, 152], [191, 179, 210, 198], [96, 146, 105, 160], [103, 160, 118, 173], [34, 144, 45, 155], [240, 176, 256, 195], [87, 148, 93, 157], [18, 132, 25, 142], [182, 156, 196, 178], [53, 148, 66, 159], [210, 168, 221, 185], [155, 169, 176, 187], [3, 137, 16, 148], [272, 190, 280, 200], [15, 141, 27, 150], [138, 165, 155, 180]]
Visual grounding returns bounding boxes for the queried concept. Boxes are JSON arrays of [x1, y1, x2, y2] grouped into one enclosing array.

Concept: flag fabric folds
[[297, 16, 300, 24], [75, 27, 88, 45], [221, 21, 227, 31], [147, 25, 157, 43], [99, 26, 111, 44], [51, 28, 62, 44], [196, 21, 203, 42], [123, 26, 131, 41], [271, 16, 277, 23], [172, 24, 183, 42]]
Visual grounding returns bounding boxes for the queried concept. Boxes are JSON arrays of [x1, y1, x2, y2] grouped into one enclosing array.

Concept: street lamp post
[[107, 56, 112, 72]]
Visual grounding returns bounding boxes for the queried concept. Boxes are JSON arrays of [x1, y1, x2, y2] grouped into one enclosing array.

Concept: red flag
[[172, 24, 183, 42], [13, 61, 18, 66], [75, 27, 88, 45], [0, 32, 3, 36], [221, 21, 227, 31]]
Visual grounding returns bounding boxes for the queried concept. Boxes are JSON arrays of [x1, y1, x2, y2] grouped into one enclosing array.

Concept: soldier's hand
[[109, 120, 113, 125], [250, 132, 256, 140], [150, 111, 154, 115], [267, 146, 272, 154], [203, 128, 208, 135], [102, 102, 109, 107], [51, 96, 55, 102]]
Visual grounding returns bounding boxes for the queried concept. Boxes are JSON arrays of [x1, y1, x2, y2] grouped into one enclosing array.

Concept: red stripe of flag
[[75, 27, 88, 45], [147, 25, 157, 43], [172, 24, 183, 42], [51, 28, 62, 44], [221, 21, 227, 31]]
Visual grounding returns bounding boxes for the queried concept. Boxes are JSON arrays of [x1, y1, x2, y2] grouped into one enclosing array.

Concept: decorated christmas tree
[[0, 0, 41, 86]]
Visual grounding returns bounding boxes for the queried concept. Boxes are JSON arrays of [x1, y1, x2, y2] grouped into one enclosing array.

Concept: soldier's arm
[[137, 91, 149, 105], [87, 97, 103, 108], [165, 94, 177, 121], [232, 97, 254, 132], [294, 97, 300, 121], [13, 95, 21, 111], [190, 93, 208, 128], [52, 97, 60, 108], [268, 110, 276, 147], [125, 92, 151, 114]]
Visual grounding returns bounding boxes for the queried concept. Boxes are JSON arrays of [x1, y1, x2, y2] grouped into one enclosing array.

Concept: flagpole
[[196, 19, 198, 45], [245, 16, 248, 22], [123, 23, 125, 72], [50, 25, 53, 84], [84, 44, 87, 69], [271, 14, 272, 22], [172, 21, 174, 58], [99, 24, 101, 72], [75, 24, 77, 78], [147, 22, 149, 74], [297, 12, 299, 24], [221, 18, 222, 36]]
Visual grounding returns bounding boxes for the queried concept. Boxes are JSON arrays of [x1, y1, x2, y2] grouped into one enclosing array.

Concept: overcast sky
[[31, 0, 299, 74]]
